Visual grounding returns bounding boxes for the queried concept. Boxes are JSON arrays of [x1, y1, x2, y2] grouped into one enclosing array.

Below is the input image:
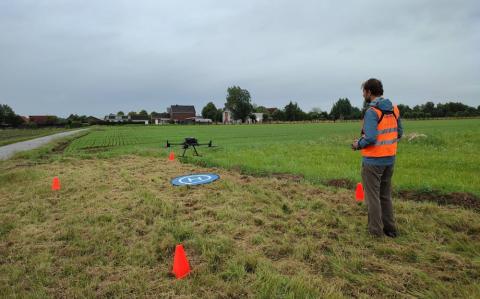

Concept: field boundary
[[183, 158, 480, 212]]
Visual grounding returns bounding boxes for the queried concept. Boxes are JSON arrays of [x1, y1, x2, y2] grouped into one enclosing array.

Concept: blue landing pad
[[171, 173, 220, 186]]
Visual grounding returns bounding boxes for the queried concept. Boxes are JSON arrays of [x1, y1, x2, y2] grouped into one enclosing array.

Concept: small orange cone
[[172, 244, 191, 279], [51, 176, 61, 191], [355, 183, 364, 202], [169, 151, 175, 161]]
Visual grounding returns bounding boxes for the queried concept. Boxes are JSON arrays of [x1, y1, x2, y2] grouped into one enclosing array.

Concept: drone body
[[166, 137, 214, 157]]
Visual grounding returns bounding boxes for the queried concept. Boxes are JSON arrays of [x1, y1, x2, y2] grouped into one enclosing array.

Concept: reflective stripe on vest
[[361, 105, 400, 158]]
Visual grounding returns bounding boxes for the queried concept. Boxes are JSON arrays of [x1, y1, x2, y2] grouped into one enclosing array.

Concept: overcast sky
[[1, 0, 479, 117]]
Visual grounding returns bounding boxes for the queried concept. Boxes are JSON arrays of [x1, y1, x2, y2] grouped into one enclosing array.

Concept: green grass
[[66, 119, 480, 196], [0, 127, 72, 146]]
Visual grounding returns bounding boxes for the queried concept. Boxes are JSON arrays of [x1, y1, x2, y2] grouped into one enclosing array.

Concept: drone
[[166, 137, 214, 157]]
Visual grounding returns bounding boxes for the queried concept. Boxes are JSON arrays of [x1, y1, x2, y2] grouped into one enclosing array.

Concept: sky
[[1, 0, 479, 118]]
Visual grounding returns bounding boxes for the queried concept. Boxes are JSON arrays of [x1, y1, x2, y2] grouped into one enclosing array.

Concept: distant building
[[222, 109, 241, 124], [266, 108, 278, 114], [184, 117, 213, 125], [168, 105, 196, 122], [222, 109, 262, 124], [222, 109, 232, 124], [151, 117, 171, 125], [130, 115, 150, 125], [252, 113, 263, 123], [29, 115, 57, 125], [104, 114, 129, 123], [85, 116, 102, 124]]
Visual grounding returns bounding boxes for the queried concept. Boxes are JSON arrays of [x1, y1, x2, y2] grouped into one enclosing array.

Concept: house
[[130, 115, 150, 125], [222, 109, 241, 124], [168, 105, 196, 122], [29, 115, 57, 125], [104, 114, 130, 123], [252, 113, 263, 123], [222, 109, 262, 124], [151, 117, 171, 125], [184, 117, 213, 125], [266, 108, 278, 114], [85, 116, 102, 125], [222, 109, 232, 124]]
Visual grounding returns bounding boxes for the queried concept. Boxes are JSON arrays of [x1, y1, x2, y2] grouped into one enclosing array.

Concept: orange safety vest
[[361, 105, 400, 158]]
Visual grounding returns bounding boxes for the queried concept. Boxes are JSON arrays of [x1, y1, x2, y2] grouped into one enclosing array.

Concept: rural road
[[0, 129, 88, 161]]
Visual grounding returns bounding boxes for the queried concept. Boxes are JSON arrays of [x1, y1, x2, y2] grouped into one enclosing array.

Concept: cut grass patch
[[0, 155, 479, 297]]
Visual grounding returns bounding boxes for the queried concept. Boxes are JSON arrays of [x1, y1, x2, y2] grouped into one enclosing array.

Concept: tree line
[[1, 88, 479, 127], [201, 86, 480, 122]]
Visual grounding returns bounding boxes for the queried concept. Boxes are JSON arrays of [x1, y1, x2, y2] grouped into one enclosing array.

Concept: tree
[[67, 114, 79, 121], [307, 108, 323, 120], [0, 104, 15, 124], [351, 107, 362, 119], [421, 101, 435, 117], [254, 106, 268, 113], [271, 109, 285, 121], [117, 111, 125, 116], [202, 102, 219, 121], [397, 104, 412, 117], [0, 104, 24, 127], [225, 86, 253, 123], [330, 98, 354, 120], [138, 110, 148, 117], [284, 101, 306, 121], [128, 111, 137, 117]]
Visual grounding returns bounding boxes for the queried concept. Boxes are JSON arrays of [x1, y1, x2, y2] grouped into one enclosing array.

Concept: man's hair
[[362, 78, 384, 96]]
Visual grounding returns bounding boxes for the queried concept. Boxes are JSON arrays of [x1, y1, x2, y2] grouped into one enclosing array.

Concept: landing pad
[[171, 173, 220, 186]]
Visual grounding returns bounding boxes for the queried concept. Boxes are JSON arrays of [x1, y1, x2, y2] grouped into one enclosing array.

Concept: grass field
[[65, 119, 480, 196], [1, 119, 479, 297], [0, 128, 71, 146]]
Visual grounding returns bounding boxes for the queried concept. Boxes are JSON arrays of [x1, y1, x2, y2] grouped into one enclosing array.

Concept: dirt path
[[0, 129, 88, 160]]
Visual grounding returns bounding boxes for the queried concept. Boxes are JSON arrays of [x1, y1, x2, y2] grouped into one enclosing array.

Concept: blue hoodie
[[358, 97, 403, 166]]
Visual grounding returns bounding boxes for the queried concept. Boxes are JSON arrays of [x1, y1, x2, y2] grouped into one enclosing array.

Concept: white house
[[222, 109, 263, 124], [104, 114, 130, 123], [252, 113, 263, 123]]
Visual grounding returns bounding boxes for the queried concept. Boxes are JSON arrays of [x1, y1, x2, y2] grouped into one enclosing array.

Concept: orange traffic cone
[[172, 244, 191, 279], [52, 176, 61, 191], [355, 183, 364, 203], [169, 151, 175, 161]]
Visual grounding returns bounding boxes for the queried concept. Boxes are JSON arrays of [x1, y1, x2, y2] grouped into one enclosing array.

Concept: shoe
[[383, 229, 398, 238]]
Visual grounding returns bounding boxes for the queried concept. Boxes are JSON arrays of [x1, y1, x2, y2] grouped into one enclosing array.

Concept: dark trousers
[[361, 163, 396, 236]]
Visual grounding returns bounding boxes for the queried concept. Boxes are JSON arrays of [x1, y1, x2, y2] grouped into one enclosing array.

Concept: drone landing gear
[[181, 145, 200, 157]]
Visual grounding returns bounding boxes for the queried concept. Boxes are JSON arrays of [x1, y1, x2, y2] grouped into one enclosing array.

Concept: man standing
[[352, 78, 403, 238]]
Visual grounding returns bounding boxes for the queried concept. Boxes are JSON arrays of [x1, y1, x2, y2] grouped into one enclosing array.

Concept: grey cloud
[[0, 0, 478, 117]]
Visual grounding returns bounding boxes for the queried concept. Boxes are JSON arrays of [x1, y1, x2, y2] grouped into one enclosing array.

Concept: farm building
[[222, 109, 263, 124], [151, 117, 171, 125], [183, 117, 213, 125], [129, 115, 150, 124], [104, 114, 130, 123], [168, 105, 196, 122], [29, 115, 58, 125]]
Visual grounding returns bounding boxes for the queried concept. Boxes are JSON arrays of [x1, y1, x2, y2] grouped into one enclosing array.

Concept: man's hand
[[351, 139, 360, 151]]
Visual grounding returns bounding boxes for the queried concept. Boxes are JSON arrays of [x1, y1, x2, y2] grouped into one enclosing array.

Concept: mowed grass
[[0, 128, 71, 146], [0, 156, 479, 297], [66, 119, 480, 196]]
